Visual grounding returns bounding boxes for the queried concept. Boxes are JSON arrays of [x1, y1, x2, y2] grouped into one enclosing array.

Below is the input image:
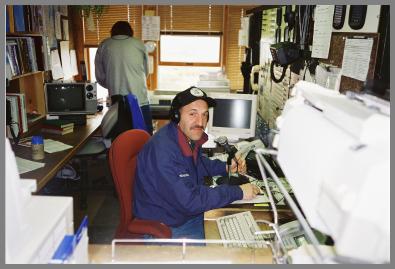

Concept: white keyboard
[[216, 211, 266, 248]]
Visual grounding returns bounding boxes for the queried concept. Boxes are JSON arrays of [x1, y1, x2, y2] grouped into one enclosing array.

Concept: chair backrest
[[108, 129, 150, 237], [101, 102, 119, 138]]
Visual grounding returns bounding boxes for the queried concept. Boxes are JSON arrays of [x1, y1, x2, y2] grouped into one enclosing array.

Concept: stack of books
[[41, 120, 74, 135]]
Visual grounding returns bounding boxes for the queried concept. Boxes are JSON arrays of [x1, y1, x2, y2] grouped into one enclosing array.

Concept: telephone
[[278, 220, 328, 251], [235, 139, 265, 160], [279, 220, 309, 251], [332, 5, 346, 30], [348, 5, 367, 30]]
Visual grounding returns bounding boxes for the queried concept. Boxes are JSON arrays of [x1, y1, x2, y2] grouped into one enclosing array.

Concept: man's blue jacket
[[133, 122, 243, 227]]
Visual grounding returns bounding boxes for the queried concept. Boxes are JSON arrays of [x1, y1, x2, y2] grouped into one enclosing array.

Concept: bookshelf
[[6, 31, 50, 126]]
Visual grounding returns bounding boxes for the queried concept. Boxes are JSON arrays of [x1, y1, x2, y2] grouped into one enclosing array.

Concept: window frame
[[158, 31, 223, 67]]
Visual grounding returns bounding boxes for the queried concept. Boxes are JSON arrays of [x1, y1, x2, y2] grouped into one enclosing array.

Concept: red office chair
[[108, 129, 171, 239]]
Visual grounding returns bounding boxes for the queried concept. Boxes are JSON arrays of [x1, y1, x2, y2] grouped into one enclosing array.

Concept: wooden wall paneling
[[70, 7, 85, 81]]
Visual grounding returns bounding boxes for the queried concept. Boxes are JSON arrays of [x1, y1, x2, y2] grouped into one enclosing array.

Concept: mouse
[[216, 174, 250, 185]]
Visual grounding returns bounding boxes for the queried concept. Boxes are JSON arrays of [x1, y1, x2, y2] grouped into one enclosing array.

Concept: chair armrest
[[128, 219, 172, 238]]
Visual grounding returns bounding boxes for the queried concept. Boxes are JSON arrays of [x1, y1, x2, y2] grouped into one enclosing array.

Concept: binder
[[7, 93, 28, 134], [13, 5, 26, 32], [5, 95, 21, 136]]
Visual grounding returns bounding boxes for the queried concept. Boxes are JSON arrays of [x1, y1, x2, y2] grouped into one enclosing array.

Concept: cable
[[270, 61, 287, 83]]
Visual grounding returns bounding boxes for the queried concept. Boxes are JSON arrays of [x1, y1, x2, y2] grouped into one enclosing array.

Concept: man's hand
[[239, 183, 260, 200], [226, 154, 247, 174]]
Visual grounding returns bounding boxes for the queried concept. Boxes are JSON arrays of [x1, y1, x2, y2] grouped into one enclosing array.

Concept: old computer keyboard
[[216, 211, 267, 248]]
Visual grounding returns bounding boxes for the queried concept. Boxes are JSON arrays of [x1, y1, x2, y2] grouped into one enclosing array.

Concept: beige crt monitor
[[207, 93, 257, 142]]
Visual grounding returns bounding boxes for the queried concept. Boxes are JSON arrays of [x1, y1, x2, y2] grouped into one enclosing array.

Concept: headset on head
[[169, 96, 181, 123], [169, 86, 210, 124]]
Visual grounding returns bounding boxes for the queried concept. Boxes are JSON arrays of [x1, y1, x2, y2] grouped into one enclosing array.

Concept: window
[[160, 35, 221, 64], [88, 47, 108, 102], [158, 34, 222, 90]]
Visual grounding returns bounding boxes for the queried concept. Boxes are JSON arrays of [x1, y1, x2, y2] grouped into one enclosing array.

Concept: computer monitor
[[44, 82, 97, 115], [206, 93, 257, 141]]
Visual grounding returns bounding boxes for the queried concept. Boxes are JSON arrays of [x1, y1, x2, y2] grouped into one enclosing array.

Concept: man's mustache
[[190, 125, 204, 130]]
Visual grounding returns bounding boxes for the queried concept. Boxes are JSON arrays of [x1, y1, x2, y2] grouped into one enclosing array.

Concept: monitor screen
[[44, 83, 97, 115], [46, 84, 85, 112], [207, 93, 257, 141], [212, 99, 252, 129]]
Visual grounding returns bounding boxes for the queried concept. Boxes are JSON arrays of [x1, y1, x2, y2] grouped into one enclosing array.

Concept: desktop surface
[[12, 111, 106, 191], [88, 208, 276, 264]]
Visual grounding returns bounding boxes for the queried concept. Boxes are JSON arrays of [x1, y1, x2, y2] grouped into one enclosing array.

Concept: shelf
[[10, 71, 44, 80], [7, 32, 43, 37]]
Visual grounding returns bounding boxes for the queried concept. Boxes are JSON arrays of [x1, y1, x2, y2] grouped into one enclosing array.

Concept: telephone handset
[[279, 220, 329, 251], [235, 139, 265, 160], [332, 5, 346, 30], [278, 220, 308, 250], [348, 5, 367, 30]]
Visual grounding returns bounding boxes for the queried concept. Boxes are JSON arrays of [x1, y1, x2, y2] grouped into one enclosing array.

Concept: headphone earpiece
[[173, 110, 180, 123], [170, 97, 181, 123]]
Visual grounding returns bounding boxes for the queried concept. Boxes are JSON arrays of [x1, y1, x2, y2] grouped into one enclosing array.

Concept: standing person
[[133, 86, 261, 239], [95, 20, 153, 136]]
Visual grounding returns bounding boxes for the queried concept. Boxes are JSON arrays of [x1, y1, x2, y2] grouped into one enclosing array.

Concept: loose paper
[[50, 49, 64, 80], [15, 157, 45, 174], [70, 50, 78, 76], [341, 38, 373, 81], [311, 5, 334, 59], [44, 139, 73, 153], [62, 19, 69, 40], [142, 16, 160, 41], [60, 41, 72, 80], [55, 11, 62, 40]]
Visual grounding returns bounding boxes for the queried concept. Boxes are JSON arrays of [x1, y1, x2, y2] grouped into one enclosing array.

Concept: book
[[7, 93, 28, 134], [6, 96, 21, 136], [43, 119, 74, 129], [41, 127, 74, 135], [13, 5, 26, 32]]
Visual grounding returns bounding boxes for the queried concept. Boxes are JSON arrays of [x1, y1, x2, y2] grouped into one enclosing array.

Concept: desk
[[13, 111, 106, 192], [88, 208, 275, 264]]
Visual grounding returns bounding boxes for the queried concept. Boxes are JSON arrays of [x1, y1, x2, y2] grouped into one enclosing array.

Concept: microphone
[[215, 136, 233, 154], [215, 136, 237, 165]]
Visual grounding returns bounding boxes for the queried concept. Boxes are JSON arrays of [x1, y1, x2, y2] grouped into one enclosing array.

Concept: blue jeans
[[171, 214, 205, 239], [143, 214, 205, 245]]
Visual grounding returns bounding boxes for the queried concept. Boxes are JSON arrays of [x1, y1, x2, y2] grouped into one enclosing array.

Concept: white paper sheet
[[50, 49, 64, 80], [55, 11, 62, 40], [142, 16, 160, 41], [44, 139, 73, 153], [60, 41, 72, 80], [238, 17, 250, 46], [341, 38, 373, 81], [231, 195, 270, 204], [15, 157, 45, 174], [62, 19, 69, 40], [311, 5, 334, 59], [70, 50, 78, 76]]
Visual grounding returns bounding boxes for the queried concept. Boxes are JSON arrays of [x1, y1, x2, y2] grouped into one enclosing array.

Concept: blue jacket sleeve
[[200, 156, 227, 177], [146, 147, 243, 216]]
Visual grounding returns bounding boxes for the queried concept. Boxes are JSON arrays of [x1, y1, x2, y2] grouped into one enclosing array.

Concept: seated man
[[133, 86, 260, 239]]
